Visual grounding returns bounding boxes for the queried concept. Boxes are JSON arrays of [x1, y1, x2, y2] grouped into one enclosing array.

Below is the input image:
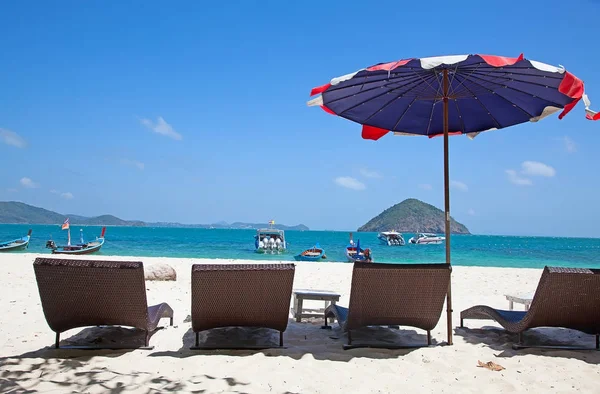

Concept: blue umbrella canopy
[[308, 53, 597, 345], [309, 54, 597, 139]]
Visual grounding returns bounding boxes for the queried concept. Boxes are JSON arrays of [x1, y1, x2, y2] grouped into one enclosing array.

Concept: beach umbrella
[[308, 53, 598, 345]]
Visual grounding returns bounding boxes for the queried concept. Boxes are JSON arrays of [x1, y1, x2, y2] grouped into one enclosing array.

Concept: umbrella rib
[[425, 99, 440, 136], [408, 69, 441, 98], [461, 72, 563, 111], [453, 99, 466, 133], [333, 75, 435, 117], [447, 63, 485, 99], [465, 70, 565, 91], [392, 97, 418, 131], [388, 74, 439, 130], [359, 75, 436, 124], [326, 71, 428, 94], [362, 94, 412, 124], [460, 65, 564, 80], [325, 74, 427, 107], [453, 75, 503, 129]]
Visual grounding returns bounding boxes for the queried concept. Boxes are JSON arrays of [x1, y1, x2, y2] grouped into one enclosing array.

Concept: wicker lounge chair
[[34, 257, 173, 349], [323, 263, 451, 349], [461, 266, 600, 350], [191, 263, 295, 349]]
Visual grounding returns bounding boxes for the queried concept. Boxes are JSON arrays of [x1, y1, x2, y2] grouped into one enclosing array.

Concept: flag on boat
[[62, 218, 69, 230], [269, 220, 275, 225]]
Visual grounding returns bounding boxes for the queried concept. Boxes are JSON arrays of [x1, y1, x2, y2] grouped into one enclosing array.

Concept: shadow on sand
[[455, 325, 600, 364], [0, 320, 441, 393], [147, 322, 440, 361]]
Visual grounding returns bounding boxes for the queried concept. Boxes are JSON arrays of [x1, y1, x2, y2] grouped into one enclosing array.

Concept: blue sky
[[1, 1, 599, 236]]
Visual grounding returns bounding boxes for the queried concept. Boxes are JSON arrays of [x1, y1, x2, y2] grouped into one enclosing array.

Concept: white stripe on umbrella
[[419, 55, 469, 70], [583, 94, 599, 119], [530, 106, 562, 122], [529, 60, 565, 74], [307, 95, 323, 107], [330, 70, 362, 86]]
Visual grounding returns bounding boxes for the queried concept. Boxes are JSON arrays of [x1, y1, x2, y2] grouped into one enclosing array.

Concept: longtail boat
[[46, 226, 105, 255], [0, 229, 32, 252]]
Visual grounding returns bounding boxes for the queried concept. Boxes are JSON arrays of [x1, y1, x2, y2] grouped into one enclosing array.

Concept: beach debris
[[477, 360, 505, 371], [145, 263, 177, 281]]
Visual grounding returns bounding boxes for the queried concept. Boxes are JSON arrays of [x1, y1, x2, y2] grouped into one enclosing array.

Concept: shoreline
[[1, 254, 599, 393], [6, 251, 589, 270]]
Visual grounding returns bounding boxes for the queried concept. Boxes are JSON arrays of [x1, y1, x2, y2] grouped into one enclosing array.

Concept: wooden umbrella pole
[[442, 69, 453, 345]]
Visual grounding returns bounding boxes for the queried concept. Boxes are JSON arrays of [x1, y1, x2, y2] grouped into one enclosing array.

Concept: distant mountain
[[0, 201, 145, 226], [0, 202, 65, 225], [81, 215, 145, 227], [0, 201, 308, 230], [225, 222, 309, 231], [357, 198, 470, 234], [147, 221, 309, 231]]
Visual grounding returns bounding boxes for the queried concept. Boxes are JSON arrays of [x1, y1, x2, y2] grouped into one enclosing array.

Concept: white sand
[[1, 253, 598, 393]]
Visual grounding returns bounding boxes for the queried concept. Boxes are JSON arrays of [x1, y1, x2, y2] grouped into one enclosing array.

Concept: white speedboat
[[377, 231, 405, 246], [408, 232, 445, 245], [254, 223, 286, 253]]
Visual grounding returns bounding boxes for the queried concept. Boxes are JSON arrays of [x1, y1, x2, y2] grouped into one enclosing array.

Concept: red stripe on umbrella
[[478, 53, 524, 67]]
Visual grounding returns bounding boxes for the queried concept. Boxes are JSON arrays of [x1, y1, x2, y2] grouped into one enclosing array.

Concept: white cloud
[[0, 128, 27, 148], [418, 183, 433, 190], [120, 158, 145, 170], [521, 161, 556, 177], [20, 177, 38, 189], [506, 169, 532, 186], [334, 176, 366, 191], [562, 136, 576, 153], [140, 116, 182, 140], [359, 168, 382, 178], [450, 180, 468, 192], [468, 208, 476, 216], [50, 189, 73, 199]]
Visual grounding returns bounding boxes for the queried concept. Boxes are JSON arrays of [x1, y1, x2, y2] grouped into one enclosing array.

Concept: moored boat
[[0, 229, 32, 252], [345, 236, 372, 262], [46, 222, 106, 255], [377, 231, 405, 246], [408, 232, 445, 245], [294, 243, 325, 261]]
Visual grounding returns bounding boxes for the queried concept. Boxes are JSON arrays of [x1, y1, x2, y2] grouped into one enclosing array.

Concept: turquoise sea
[[1, 224, 599, 269]]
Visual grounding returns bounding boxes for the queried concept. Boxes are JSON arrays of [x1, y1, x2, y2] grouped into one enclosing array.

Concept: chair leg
[[55, 332, 60, 349], [518, 332, 524, 346], [195, 332, 200, 348], [144, 331, 150, 347], [460, 318, 463, 328], [427, 330, 431, 346], [348, 330, 352, 346], [596, 334, 599, 350], [321, 313, 332, 329], [169, 317, 173, 326], [279, 331, 283, 347]]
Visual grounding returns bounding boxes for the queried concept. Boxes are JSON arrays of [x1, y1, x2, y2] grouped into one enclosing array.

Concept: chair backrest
[[191, 263, 295, 333], [346, 263, 451, 331], [33, 258, 149, 333], [525, 266, 600, 334]]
